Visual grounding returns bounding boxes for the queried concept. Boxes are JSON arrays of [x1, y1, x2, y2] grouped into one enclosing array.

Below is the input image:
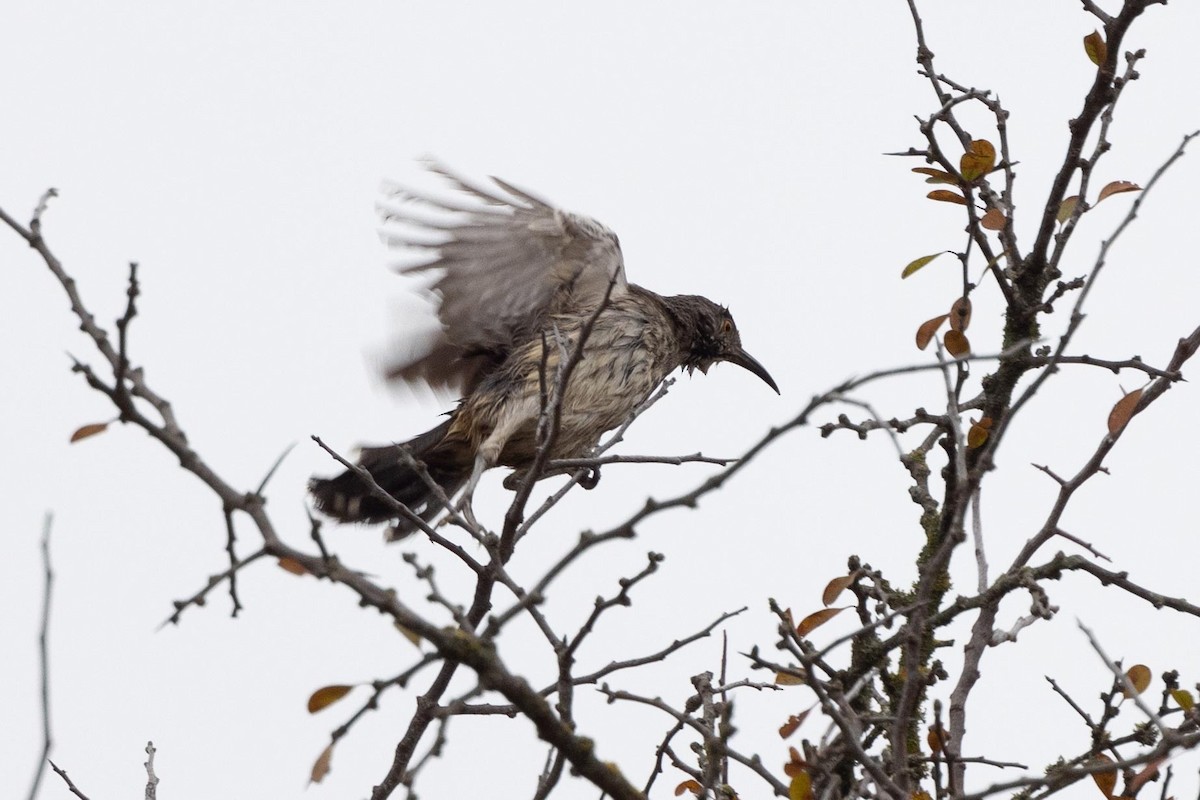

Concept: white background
[[4, 2, 1199, 799]]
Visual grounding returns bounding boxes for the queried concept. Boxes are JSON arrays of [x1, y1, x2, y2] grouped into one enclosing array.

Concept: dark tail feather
[[309, 418, 473, 537]]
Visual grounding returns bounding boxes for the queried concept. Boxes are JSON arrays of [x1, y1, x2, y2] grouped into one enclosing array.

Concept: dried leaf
[[1107, 389, 1143, 435], [981, 208, 1006, 231], [310, 744, 334, 784], [902, 252, 946, 279], [1057, 195, 1081, 225], [944, 330, 971, 358], [775, 670, 807, 686], [277, 557, 309, 576], [960, 139, 997, 182], [1128, 757, 1166, 795], [927, 725, 947, 754], [927, 189, 968, 206], [967, 420, 990, 449], [822, 574, 855, 606], [1171, 688, 1195, 711], [307, 684, 354, 713], [912, 167, 958, 185], [796, 607, 845, 637], [395, 621, 422, 647], [913, 791, 933, 800], [949, 297, 972, 332], [675, 779, 703, 797], [1097, 180, 1142, 204], [1123, 664, 1152, 697], [1091, 754, 1117, 799], [916, 315, 949, 350], [778, 708, 813, 739], [789, 770, 814, 800], [1084, 30, 1108, 66], [69, 422, 110, 443]]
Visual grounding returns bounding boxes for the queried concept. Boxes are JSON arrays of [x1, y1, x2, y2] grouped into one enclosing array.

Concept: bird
[[310, 164, 778, 538]]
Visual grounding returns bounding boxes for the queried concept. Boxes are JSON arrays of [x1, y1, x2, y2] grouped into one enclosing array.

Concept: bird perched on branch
[[310, 165, 778, 537]]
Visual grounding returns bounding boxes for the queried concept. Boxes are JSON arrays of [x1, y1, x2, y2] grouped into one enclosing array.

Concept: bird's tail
[[309, 417, 473, 538]]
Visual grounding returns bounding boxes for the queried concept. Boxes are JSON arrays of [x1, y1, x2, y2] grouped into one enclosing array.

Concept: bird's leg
[[457, 450, 490, 529]]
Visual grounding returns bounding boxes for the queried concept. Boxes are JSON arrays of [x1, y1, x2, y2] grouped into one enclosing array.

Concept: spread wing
[[379, 163, 628, 394]]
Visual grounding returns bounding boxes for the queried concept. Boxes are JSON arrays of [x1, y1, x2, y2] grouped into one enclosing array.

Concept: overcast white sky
[[4, 3, 1200, 799]]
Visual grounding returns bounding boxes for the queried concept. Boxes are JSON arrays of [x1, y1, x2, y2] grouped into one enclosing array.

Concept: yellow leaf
[[277, 557, 309, 576], [1107, 389, 1143, 435], [1123, 664, 1152, 697], [1084, 30, 1108, 66], [1171, 688, 1195, 711], [981, 208, 1006, 231], [912, 167, 959, 185], [675, 779, 703, 796], [949, 297, 972, 333], [821, 574, 855, 606], [775, 670, 807, 686], [916, 314, 949, 351], [307, 684, 354, 714], [1097, 180, 1142, 204], [902, 252, 946, 278], [310, 744, 334, 784], [1091, 754, 1117, 799], [944, 330, 971, 358], [928, 189, 968, 206], [69, 422, 109, 443], [1057, 195, 1081, 225], [797, 607, 846, 637], [913, 791, 933, 800], [789, 771, 814, 800], [960, 139, 996, 182]]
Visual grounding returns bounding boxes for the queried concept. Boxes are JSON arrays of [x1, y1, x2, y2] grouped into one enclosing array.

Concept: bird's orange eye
[[721, 319, 733, 334]]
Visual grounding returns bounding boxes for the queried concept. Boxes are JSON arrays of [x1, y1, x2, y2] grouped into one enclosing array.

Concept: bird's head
[[668, 295, 779, 394]]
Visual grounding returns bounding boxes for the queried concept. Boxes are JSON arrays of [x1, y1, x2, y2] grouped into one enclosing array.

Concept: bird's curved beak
[[726, 347, 780, 394]]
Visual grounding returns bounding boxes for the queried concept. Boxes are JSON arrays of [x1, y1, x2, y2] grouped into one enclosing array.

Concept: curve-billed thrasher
[[310, 166, 777, 536]]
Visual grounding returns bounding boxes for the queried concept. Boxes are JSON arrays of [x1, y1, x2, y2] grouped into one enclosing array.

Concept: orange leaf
[[949, 297, 972, 332], [1123, 664, 1152, 697], [675, 779, 703, 797], [1084, 30, 1108, 66], [797, 607, 845, 637], [69, 422, 110, 443], [981, 208, 1006, 231], [967, 420, 990, 449], [912, 167, 959, 185], [1091, 754, 1117, 799], [822, 574, 855, 606], [1097, 180, 1142, 204], [1057, 195, 1081, 224], [927, 725, 947, 754], [277, 557, 309, 576], [310, 744, 334, 784], [1107, 388, 1143, 435], [944, 330, 971, 358], [928, 189, 968, 206], [307, 684, 354, 713], [960, 139, 996, 182], [902, 252, 946, 278], [1129, 757, 1166, 795], [912, 792, 933, 800], [916, 315, 949, 351]]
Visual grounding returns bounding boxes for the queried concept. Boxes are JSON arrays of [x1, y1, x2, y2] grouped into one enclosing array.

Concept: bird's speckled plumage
[[310, 165, 777, 536]]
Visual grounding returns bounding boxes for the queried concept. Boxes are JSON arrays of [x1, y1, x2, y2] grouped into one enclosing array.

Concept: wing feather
[[380, 164, 628, 394]]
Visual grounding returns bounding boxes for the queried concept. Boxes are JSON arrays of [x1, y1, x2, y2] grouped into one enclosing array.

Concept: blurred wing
[[381, 163, 628, 393]]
